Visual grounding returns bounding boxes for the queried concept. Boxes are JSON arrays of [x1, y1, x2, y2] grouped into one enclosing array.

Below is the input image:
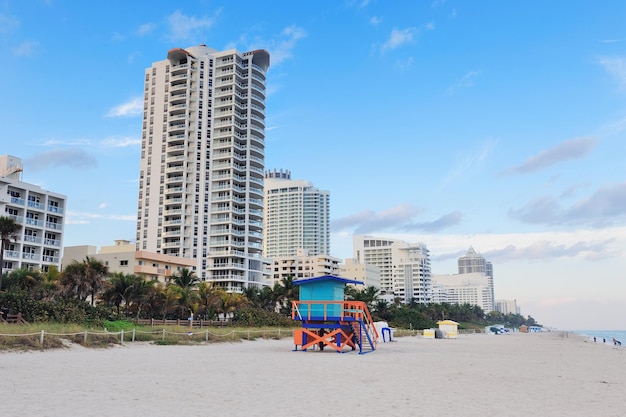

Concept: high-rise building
[[458, 246, 494, 308], [0, 155, 66, 273], [263, 169, 330, 258], [431, 272, 494, 313], [135, 45, 270, 292], [495, 299, 520, 315], [352, 235, 431, 304]]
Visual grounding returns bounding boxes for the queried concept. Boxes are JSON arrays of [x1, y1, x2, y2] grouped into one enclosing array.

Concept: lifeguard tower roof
[[293, 275, 364, 286]]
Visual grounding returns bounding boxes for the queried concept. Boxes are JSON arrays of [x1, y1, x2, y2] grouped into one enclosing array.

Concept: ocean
[[572, 330, 626, 346]]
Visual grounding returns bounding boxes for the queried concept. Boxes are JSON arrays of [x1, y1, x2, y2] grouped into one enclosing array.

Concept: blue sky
[[2, 1, 625, 330]]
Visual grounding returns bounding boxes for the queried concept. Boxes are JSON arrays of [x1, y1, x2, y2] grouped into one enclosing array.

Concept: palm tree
[[83, 256, 108, 306], [39, 265, 61, 301], [60, 257, 108, 305], [59, 261, 91, 301], [170, 267, 199, 289], [142, 281, 167, 319], [3, 268, 43, 293], [274, 276, 298, 315], [102, 273, 139, 316], [197, 281, 220, 320], [0, 216, 21, 290], [215, 290, 245, 321]]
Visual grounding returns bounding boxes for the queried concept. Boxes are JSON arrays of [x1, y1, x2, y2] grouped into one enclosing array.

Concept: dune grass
[[0, 322, 296, 351]]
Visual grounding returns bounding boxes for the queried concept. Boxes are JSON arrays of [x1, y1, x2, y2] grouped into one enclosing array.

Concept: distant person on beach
[[613, 337, 622, 346], [593, 337, 596, 342], [603, 338, 606, 344]]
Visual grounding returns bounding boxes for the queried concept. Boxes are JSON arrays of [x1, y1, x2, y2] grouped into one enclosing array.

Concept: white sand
[[1, 332, 624, 417]]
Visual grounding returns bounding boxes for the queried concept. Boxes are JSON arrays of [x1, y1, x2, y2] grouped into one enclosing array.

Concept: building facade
[[495, 299, 520, 315], [269, 249, 341, 284], [0, 155, 66, 274], [340, 258, 381, 290], [352, 235, 431, 304], [135, 45, 271, 293], [458, 246, 494, 308], [263, 169, 330, 259], [431, 272, 494, 313], [62, 240, 196, 283]]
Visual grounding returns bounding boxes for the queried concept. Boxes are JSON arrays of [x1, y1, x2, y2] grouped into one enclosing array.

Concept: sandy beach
[[1, 331, 624, 417]]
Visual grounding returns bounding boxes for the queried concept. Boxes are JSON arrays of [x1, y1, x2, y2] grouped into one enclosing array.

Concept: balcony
[[28, 201, 45, 210], [25, 218, 44, 227], [47, 205, 64, 214], [46, 222, 62, 230]]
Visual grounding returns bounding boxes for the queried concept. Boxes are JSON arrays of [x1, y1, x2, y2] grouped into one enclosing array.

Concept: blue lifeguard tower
[[291, 275, 378, 354]]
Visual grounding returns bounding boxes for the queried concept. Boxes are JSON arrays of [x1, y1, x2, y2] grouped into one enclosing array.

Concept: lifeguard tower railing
[[291, 300, 379, 353]]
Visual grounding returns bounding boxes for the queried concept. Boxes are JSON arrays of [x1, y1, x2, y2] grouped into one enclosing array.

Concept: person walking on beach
[[593, 337, 596, 342]]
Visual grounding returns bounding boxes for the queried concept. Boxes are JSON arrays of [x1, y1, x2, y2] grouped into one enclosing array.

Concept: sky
[[1, 0, 625, 331]]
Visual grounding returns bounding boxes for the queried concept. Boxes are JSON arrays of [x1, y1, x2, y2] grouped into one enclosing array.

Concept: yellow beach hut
[[437, 320, 459, 339]]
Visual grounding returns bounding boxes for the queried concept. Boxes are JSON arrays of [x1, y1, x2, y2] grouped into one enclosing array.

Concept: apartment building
[[431, 272, 494, 313], [269, 249, 342, 284], [352, 235, 431, 304], [495, 299, 521, 315], [340, 258, 381, 289], [458, 246, 494, 309], [62, 239, 196, 283], [0, 155, 66, 273], [135, 45, 271, 292], [263, 169, 330, 259]]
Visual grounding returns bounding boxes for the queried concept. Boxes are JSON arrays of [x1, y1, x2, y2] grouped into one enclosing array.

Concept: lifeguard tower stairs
[[291, 276, 378, 354]]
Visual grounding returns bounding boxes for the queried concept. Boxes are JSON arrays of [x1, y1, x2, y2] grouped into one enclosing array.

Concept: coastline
[[1, 332, 624, 416]]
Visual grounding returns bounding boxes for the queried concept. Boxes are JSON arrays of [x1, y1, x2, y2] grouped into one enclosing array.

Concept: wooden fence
[[0, 312, 28, 324], [135, 318, 231, 327]]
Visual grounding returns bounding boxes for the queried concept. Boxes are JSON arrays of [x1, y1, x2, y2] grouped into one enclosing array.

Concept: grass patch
[[0, 322, 295, 351]]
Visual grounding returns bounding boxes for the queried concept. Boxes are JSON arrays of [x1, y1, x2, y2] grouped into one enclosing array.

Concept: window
[[120, 260, 129, 266]]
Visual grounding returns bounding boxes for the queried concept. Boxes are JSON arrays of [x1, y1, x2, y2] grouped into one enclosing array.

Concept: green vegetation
[[0, 248, 538, 350], [345, 285, 540, 330]]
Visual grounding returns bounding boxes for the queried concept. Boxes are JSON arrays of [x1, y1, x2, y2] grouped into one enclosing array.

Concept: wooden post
[[40, 330, 44, 345], [132, 328, 136, 342], [121, 329, 124, 345]]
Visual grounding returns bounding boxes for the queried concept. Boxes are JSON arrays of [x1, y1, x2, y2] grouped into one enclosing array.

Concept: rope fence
[[0, 327, 292, 347]]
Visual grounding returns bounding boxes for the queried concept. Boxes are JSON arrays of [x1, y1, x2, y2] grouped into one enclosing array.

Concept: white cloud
[[106, 98, 143, 118], [447, 70, 482, 95], [500, 137, 597, 176], [12, 41, 39, 56], [370, 16, 382, 26], [136, 22, 156, 37], [598, 56, 626, 89], [380, 27, 419, 53], [0, 12, 19, 33], [66, 210, 137, 224], [101, 136, 141, 148], [373, 226, 626, 264], [269, 25, 307, 66], [166, 9, 220, 42], [440, 137, 498, 187]]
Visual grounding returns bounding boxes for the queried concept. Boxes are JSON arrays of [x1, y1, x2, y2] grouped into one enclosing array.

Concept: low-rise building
[[340, 258, 381, 289], [62, 240, 196, 283], [269, 249, 342, 284]]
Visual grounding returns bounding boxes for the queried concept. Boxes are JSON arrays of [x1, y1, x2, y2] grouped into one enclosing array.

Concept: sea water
[[573, 330, 626, 346]]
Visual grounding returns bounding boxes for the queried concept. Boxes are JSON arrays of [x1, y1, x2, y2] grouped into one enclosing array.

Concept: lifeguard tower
[[291, 275, 378, 354]]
